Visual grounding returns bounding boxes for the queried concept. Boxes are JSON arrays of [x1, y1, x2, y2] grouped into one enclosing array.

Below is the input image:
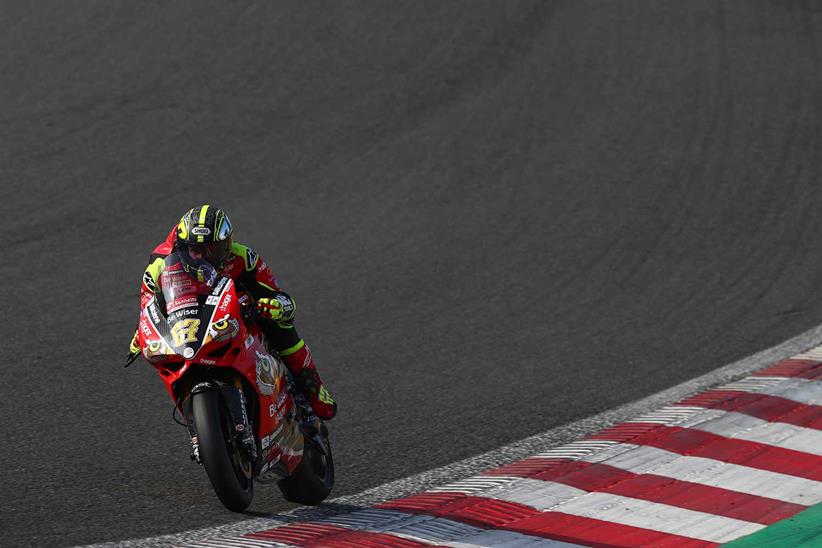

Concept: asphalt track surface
[[3, 1, 822, 546]]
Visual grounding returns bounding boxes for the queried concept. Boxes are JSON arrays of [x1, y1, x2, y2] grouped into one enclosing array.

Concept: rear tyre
[[278, 426, 334, 505], [192, 389, 254, 511]]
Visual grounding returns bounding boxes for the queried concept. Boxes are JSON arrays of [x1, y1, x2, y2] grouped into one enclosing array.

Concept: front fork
[[184, 378, 257, 464]]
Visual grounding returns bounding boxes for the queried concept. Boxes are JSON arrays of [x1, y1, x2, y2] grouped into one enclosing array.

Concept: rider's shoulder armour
[[142, 257, 165, 293], [231, 241, 259, 271]]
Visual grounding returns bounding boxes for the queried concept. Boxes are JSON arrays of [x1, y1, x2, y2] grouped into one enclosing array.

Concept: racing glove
[[256, 294, 296, 322], [129, 329, 140, 354], [124, 329, 141, 367], [257, 297, 285, 320]]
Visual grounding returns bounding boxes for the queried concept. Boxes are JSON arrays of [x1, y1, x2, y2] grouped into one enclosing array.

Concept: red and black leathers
[[139, 226, 336, 420]]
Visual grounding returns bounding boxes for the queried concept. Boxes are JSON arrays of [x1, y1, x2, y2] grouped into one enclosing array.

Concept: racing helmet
[[174, 205, 234, 281]]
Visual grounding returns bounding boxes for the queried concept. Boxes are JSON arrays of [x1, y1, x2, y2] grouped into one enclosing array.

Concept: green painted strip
[[721, 504, 822, 547]]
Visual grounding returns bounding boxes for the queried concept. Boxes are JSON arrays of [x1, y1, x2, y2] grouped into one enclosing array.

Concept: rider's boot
[[279, 341, 337, 420]]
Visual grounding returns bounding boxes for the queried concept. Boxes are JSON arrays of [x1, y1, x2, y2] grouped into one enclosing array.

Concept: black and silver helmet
[[174, 205, 233, 281]]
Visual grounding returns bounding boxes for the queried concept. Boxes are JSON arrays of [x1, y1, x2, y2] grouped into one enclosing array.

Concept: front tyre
[[192, 389, 254, 511], [278, 426, 334, 505]]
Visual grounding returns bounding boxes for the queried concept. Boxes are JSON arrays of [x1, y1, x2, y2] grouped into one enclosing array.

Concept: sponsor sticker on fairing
[[211, 277, 228, 295], [148, 302, 162, 324], [255, 351, 279, 396], [205, 295, 220, 306], [167, 295, 197, 313], [139, 318, 152, 337], [161, 272, 192, 290]]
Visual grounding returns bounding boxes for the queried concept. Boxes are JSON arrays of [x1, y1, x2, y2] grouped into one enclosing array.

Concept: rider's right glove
[[129, 330, 140, 354], [124, 329, 141, 367]]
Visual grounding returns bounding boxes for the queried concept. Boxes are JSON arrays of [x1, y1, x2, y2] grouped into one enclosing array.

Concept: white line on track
[[76, 322, 822, 548], [427, 476, 765, 544], [491, 479, 764, 543], [580, 443, 822, 505], [718, 376, 821, 404], [597, 402, 822, 455], [319, 508, 584, 548], [680, 409, 822, 455]]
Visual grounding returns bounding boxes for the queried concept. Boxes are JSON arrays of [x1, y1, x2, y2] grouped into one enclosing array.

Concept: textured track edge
[[719, 503, 822, 547], [76, 322, 822, 548]]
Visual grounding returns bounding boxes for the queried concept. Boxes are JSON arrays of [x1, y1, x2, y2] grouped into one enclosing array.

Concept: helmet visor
[[185, 238, 231, 267]]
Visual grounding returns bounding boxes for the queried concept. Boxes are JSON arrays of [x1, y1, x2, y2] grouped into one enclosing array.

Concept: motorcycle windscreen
[[160, 269, 225, 359]]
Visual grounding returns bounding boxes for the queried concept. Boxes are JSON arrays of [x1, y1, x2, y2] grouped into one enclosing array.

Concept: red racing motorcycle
[[130, 267, 333, 511]]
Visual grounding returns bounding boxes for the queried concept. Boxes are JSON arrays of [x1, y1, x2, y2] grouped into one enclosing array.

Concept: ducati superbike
[[130, 267, 333, 511]]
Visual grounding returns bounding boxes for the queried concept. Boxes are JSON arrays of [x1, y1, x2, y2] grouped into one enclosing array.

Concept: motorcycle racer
[[128, 205, 337, 420]]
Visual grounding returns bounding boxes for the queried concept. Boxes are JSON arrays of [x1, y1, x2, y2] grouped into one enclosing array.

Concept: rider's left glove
[[256, 297, 285, 321]]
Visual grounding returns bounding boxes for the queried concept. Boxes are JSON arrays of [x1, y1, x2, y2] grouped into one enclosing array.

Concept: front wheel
[[192, 389, 254, 511], [278, 426, 334, 505]]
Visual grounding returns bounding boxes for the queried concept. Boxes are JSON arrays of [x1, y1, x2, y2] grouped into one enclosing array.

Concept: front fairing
[[139, 273, 240, 363]]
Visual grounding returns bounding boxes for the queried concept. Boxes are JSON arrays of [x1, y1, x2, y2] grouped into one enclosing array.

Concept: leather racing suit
[[134, 226, 336, 420]]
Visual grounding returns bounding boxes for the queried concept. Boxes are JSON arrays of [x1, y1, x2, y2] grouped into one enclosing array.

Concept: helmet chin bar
[[198, 262, 218, 286], [177, 250, 219, 286]]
